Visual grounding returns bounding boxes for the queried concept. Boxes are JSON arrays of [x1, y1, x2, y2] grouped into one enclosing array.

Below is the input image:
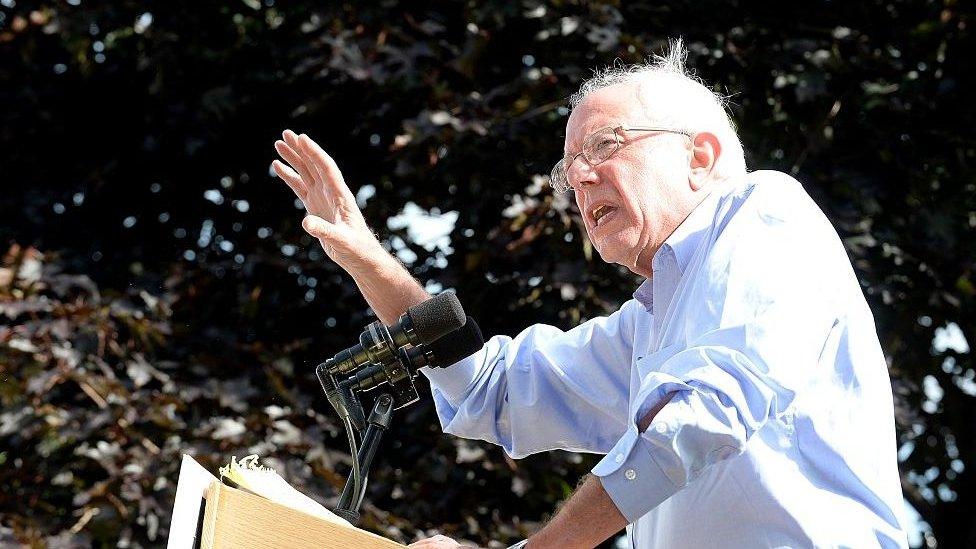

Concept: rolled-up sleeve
[[593, 365, 772, 522], [593, 424, 682, 522]]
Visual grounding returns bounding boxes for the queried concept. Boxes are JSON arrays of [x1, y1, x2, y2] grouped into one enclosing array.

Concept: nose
[[566, 155, 598, 192]]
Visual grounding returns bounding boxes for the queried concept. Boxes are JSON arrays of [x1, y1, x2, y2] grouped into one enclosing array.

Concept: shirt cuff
[[419, 346, 485, 408], [591, 424, 681, 523]]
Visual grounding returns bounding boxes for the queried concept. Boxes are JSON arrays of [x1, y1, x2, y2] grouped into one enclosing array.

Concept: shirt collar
[[661, 186, 721, 275], [633, 278, 654, 309], [632, 180, 730, 311]]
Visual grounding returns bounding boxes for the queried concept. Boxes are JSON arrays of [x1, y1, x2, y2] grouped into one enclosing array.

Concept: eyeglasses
[[549, 125, 693, 194]]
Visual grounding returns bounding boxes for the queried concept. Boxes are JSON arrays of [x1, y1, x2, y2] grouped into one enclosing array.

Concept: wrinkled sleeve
[[421, 299, 644, 458], [594, 183, 845, 522]]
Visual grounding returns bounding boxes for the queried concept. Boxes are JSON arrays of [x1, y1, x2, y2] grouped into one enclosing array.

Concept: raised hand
[[272, 130, 383, 274], [272, 129, 431, 323]]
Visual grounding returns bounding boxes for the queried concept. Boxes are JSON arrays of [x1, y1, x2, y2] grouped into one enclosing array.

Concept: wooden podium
[[168, 455, 404, 549], [200, 481, 403, 549]]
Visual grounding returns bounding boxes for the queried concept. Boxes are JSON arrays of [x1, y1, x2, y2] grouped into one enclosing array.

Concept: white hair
[[569, 38, 747, 177]]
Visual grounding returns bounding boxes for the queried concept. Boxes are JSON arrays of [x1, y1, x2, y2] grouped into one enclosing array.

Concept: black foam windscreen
[[427, 316, 485, 368], [407, 291, 466, 344]]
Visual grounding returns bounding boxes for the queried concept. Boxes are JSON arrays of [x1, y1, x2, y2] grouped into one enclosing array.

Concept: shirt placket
[[651, 248, 679, 352], [630, 248, 680, 549]]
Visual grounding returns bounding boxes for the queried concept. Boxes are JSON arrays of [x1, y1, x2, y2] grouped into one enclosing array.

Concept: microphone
[[340, 316, 485, 392], [324, 291, 466, 377], [318, 296, 484, 523], [317, 291, 467, 428], [404, 315, 484, 369]]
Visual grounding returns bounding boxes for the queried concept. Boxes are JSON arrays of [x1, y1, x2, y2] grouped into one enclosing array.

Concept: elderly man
[[272, 42, 908, 549]]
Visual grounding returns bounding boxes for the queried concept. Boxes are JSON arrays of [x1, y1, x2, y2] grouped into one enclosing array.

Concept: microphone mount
[[321, 318, 423, 420], [316, 293, 478, 524]]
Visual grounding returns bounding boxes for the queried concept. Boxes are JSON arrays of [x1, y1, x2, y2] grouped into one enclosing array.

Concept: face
[[563, 84, 706, 277]]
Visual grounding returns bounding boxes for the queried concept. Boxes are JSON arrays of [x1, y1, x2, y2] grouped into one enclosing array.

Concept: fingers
[[275, 136, 318, 193], [282, 128, 303, 151], [272, 160, 308, 202], [297, 133, 359, 207], [275, 130, 367, 231], [302, 215, 338, 241]]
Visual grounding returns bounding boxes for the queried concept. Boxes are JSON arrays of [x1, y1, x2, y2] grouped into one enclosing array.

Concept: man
[[272, 41, 908, 548]]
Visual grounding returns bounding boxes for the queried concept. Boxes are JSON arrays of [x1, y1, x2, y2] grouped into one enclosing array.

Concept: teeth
[[591, 205, 611, 223]]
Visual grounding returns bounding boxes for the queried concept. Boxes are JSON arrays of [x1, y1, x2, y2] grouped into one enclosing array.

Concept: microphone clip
[[318, 319, 422, 414]]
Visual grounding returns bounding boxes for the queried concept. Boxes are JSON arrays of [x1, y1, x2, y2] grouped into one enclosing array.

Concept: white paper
[[167, 455, 218, 549], [220, 455, 350, 526]]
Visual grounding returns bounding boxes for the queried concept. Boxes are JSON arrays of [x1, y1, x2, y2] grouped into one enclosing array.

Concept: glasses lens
[[583, 128, 619, 165], [550, 160, 571, 193]]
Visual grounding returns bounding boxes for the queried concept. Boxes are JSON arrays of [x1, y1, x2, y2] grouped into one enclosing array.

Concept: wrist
[[345, 242, 430, 325], [343, 238, 399, 278]]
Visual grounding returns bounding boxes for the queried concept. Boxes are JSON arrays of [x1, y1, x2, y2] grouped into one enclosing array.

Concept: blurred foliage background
[[1, 0, 973, 547]]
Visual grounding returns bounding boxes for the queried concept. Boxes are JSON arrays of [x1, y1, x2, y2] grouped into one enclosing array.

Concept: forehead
[[564, 83, 643, 152]]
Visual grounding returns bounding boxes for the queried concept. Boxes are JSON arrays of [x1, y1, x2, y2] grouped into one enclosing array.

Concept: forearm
[[349, 249, 430, 325], [525, 392, 677, 548], [527, 475, 626, 549]]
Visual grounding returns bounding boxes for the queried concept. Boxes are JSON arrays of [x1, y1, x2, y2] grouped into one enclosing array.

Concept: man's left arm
[[409, 395, 675, 549], [525, 475, 626, 549], [525, 393, 676, 549]]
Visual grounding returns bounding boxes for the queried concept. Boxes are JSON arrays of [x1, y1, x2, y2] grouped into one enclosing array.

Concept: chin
[[593, 240, 627, 266], [590, 223, 639, 265]]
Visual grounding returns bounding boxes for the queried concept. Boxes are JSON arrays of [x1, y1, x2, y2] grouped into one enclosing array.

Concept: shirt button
[[654, 423, 668, 434], [615, 453, 624, 464], [625, 469, 637, 481]]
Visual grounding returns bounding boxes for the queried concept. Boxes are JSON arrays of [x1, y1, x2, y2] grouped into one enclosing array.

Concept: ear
[[688, 132, 721, 191]]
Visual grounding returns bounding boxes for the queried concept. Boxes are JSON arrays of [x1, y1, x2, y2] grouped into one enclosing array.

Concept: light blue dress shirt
[[422, 171, 908, 548]]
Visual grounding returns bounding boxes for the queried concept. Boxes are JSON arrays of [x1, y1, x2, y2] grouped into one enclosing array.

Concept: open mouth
[[591, 204, 617, 227]]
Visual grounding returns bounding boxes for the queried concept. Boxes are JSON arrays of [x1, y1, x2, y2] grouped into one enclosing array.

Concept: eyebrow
[[564, 122, 622, 157], [563, 128, 588, 157]]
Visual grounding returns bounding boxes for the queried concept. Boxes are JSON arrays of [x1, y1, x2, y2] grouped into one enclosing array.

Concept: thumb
[[302, 215, 337, 240]]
